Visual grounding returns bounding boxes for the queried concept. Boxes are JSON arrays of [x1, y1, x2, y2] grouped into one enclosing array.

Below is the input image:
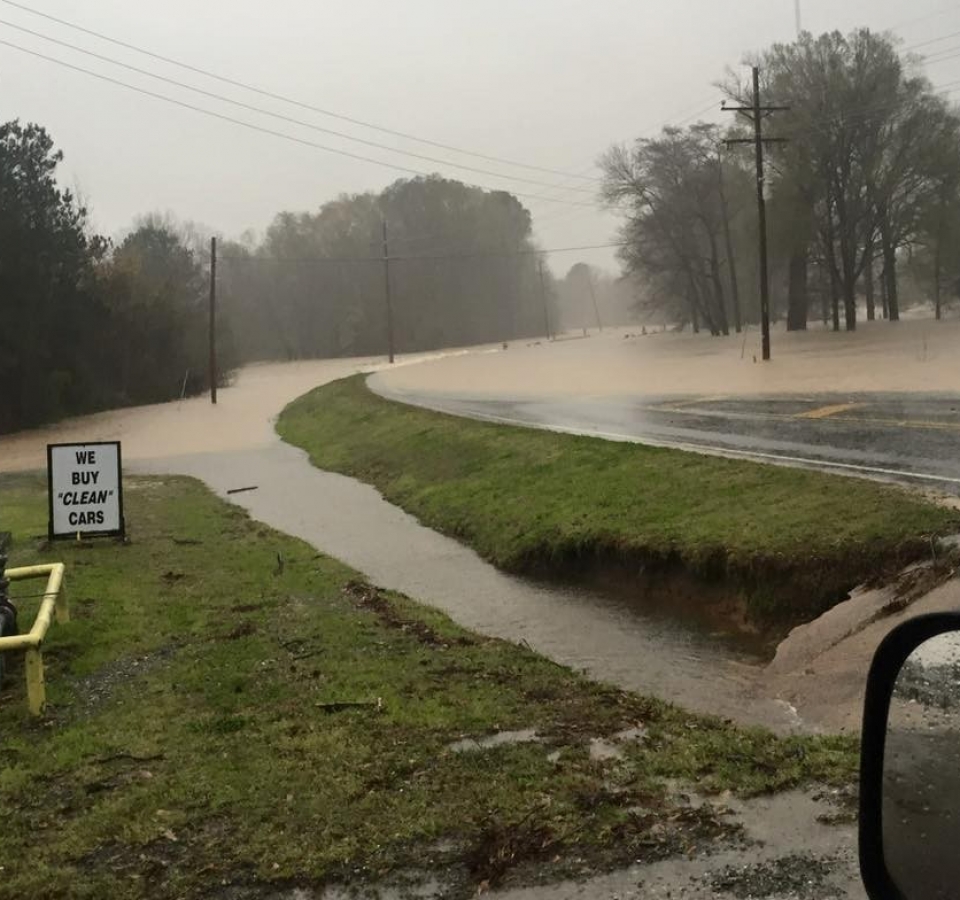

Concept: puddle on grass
[[588, 726, 648, 762], [449, 729, 540, 754]]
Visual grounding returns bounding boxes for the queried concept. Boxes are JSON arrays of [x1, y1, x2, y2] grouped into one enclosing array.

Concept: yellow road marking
[[796, 402, 862, 420], [648, 402, 960, 432], [656, 395, 729, 409]]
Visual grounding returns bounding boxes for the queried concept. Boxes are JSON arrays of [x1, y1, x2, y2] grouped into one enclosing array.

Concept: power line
[[671, 98, 723, 128], [395, 241, 627, 261], [216, 241, 627, 264], [530, 93, 723, 226], [887, 2, 960, 35], [0, 0, 598, 184], [920, 45, 960, 64], [0, 18, 597, 195], [902, 27, 960, 51], [783, 79, 960, 141], [0, 38, 598, 210]]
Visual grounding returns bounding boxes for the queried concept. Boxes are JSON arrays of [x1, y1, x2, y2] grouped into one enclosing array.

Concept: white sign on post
[[47, 442, 125, 539]]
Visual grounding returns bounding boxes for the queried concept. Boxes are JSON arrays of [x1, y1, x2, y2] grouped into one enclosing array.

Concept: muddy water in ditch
[[135, 443, 795, 730]]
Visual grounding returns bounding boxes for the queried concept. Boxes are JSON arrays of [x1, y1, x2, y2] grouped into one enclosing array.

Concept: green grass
[[277, 376, 960, 624], [0, 472, 856, 898]]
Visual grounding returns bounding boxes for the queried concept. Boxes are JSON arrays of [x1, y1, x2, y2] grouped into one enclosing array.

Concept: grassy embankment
[[0, 472, 855, 899], [278, 376, 960, 626]]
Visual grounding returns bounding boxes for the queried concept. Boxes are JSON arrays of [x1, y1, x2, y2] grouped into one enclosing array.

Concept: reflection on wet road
[[370, 383, 960, 493]]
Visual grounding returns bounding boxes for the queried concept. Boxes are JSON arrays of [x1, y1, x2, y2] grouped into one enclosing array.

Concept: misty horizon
[[2, 0, 954, 273]]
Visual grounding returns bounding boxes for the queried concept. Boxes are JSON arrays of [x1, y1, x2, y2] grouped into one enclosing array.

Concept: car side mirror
[[860, 612, 960, 900]]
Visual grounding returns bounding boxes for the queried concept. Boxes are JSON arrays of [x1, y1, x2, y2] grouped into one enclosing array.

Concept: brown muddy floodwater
[[0, 350, 796, 728], [377, 318, 960, 400], [5, 334, 954, 735]]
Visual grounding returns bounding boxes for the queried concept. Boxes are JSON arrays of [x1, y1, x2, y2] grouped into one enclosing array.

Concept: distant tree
[[600, 124, 745, 334], [97, 218, 226, 402], [760, 29, 960, 329], [0, 121, 104, 432], [0, 122, 234, 434], [220, 176, 551, 360]]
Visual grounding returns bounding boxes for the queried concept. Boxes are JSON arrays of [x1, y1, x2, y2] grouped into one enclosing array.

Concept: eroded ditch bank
[[135, 444, 772, 726], [277, 376, 958, 643]]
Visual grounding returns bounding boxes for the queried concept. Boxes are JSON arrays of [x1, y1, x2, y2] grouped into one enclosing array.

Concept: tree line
[[0, 121, 235, 434], [0, 121, 563, 434], [220, 177, 557, 361], [600, 28, 960, 333]]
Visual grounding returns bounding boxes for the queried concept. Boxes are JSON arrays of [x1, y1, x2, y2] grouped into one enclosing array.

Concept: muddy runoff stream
[[134, 441, 792, 729]]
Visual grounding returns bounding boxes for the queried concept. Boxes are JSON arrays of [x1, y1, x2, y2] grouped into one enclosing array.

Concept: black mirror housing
[[860, 611, 960, 900]]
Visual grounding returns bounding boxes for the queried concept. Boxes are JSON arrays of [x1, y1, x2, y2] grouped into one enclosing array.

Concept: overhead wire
[[216, 241, 628, 264], [13, 1, 954, 259], [901, 27, 960, 52], [532, 94, 723, 229], [0, 38, 599, 209], [0, 18, 598, 195], [0, 0, 598, 184]]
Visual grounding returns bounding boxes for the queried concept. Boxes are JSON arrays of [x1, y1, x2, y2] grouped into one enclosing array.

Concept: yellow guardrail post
[[24, 649, 45, 716], [55, 579, 70, 626], [0, 563, 67, 716]]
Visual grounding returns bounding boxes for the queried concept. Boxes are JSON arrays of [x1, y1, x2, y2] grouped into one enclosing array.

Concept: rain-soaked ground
[[220, 791, 863, 899], [5, 336, 960, 897]]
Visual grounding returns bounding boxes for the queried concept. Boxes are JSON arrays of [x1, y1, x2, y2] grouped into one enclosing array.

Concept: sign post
[[47, 442, 125, 541]]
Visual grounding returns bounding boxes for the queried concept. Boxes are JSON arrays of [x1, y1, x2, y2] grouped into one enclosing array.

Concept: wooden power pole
[[538, 258, 551, 340], [723, 67, 789, 361], [587, 272, 603, 332], [209, 236, 217, 404], [381, 218, 396, 364]]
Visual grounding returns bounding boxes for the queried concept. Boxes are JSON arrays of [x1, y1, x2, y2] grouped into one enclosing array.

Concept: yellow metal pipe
[[8, 563, 63, 579], [0, 564, 65, 651], [24, 648, 45, 715], [0, 563, 65, 716]]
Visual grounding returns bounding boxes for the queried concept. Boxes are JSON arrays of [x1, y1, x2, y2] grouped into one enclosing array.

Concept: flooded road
[[1, 351, 785, 727], [7, 333, 959, 897], [3, 344, 957, 736], [376, 319, 960, 400]]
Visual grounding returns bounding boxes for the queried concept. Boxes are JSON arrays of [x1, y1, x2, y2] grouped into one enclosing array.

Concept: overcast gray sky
[[3, 0, 958, 272]]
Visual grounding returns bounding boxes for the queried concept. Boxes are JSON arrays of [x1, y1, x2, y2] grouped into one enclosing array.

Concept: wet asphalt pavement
[[369, 384, 960, 494]]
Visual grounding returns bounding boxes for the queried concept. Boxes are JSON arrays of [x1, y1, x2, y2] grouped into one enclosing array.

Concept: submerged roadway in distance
[[369, 322, 960, 496]]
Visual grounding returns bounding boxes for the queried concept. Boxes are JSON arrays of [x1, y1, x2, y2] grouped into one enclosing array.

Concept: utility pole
[[794, 0, 802, 36], [381, 218, 396, 364], [587, 272, 603, 332], [538, 258, 551, 340], [717, 146, 743, 334], [723, 67, 789, 361], [209, 236, 217, 404]]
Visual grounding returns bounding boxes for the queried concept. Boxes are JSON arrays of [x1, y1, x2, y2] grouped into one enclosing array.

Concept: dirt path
[[311, 791, 864, 899]]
